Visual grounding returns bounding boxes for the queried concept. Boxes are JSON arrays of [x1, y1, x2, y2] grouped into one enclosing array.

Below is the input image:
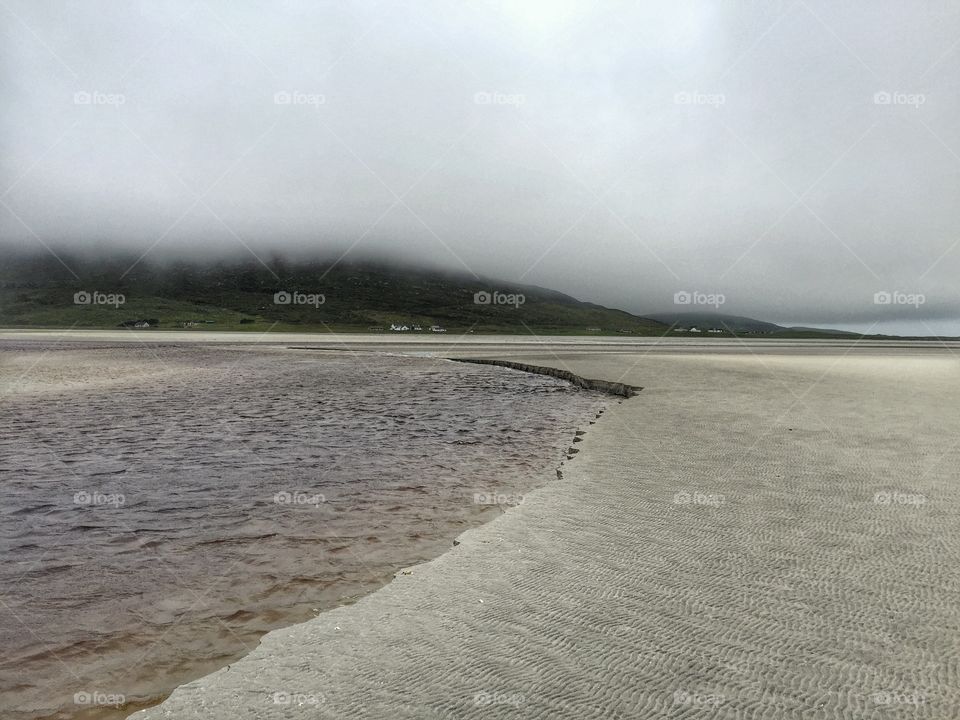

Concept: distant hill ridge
[[0, 251, 669, 334], [1, 250, 922, 338]]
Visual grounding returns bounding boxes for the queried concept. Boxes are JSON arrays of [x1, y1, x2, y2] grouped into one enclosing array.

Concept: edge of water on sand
[[118, 359, 635, 719]]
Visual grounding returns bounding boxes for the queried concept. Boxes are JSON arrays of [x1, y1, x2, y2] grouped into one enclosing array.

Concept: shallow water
[[0, 342, 604, 720]]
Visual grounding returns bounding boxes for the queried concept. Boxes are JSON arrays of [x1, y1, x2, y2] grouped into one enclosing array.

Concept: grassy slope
[[0, 254, 670, 335], [3, 253, 938, 339]]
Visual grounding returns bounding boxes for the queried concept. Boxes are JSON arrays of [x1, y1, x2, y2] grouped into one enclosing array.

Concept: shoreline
[[115, 370, 611, 719], [129, 344, 960, 719], [109, 355, 617, 719], [1, 342, 608, 720], [129, 373, 626, 720], [4, 328, 960, 350]]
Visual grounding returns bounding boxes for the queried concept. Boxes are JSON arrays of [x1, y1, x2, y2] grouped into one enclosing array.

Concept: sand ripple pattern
[[136, 350, 960, 719]]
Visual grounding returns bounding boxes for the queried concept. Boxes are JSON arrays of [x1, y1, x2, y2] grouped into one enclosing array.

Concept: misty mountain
[[0, 250, 669, 335]]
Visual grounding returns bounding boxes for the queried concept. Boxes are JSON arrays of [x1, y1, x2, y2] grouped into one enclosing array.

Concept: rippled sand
[[0, 342, 605, 720], [135, 343, 960, 719]]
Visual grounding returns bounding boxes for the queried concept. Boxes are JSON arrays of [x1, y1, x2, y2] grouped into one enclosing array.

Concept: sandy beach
[[85, 335, 960, 719], [6, 0, 958, 716]]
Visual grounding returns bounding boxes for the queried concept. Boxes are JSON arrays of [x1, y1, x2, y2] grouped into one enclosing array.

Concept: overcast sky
[[2, 1, 959, 334]]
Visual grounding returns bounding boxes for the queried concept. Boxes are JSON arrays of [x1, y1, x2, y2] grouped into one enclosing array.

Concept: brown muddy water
[[0, 342, 605, 720]]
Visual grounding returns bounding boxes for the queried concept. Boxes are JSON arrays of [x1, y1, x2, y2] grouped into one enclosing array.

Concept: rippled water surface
[[0, 342, 605, 720]]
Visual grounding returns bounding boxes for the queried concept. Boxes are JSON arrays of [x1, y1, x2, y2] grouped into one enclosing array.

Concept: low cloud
[[2, 1, 959, 333]]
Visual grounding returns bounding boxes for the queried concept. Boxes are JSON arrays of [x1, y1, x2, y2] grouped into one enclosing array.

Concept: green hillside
[[0, 251, 669, 335]]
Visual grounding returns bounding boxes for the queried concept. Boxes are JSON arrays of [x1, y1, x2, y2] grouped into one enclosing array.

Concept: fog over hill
[[2, 1, 960, 334], [0, 247, 672, 335]]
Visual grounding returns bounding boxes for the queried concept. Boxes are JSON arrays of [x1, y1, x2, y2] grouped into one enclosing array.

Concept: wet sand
[[124, 338, 960, 719], [0, 340, 605, 720]]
